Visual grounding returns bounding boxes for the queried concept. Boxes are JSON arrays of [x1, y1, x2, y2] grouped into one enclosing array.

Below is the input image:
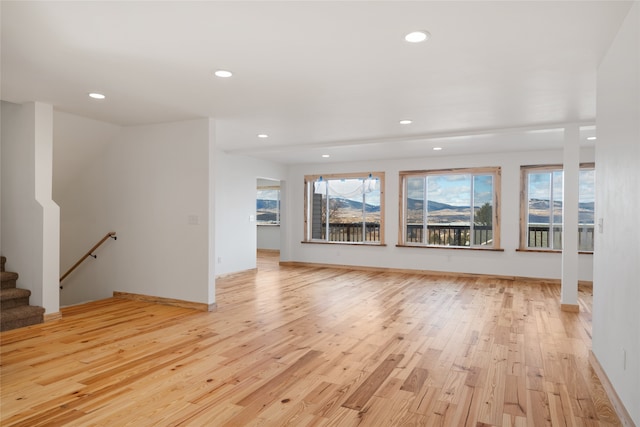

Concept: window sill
[[257, 223, 280, 227], [396, 244, 504, 252], [516, 248, 594, 255], [301, 241, 386, 247]]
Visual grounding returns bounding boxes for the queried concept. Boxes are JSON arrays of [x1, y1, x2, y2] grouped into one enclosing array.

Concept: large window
[[304, 172, 384, 244], [520, 164, 595, 252], [399, 167, 501, 248], [257, 187, 280, 225]]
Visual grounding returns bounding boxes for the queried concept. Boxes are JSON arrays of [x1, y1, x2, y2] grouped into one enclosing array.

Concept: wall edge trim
[[44, 312, 62, 322], [279, 261, 593, 285], [113, 291, 214, 312]]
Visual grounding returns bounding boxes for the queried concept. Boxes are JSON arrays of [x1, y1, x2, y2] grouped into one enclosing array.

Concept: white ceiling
[[1, 1, 632, 164]]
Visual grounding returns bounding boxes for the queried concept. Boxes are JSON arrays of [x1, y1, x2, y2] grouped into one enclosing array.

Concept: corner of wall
[[0, 101, 59, 314]]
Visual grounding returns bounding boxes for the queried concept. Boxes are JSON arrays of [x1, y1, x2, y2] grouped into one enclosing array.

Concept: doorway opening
[[256, 178, 281, 268]]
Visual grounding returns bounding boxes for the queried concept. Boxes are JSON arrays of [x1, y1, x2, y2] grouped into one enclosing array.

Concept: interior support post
[[561, 125, 580, 312]]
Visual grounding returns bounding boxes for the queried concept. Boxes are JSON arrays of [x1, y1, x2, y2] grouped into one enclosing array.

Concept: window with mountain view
[[257, 187, 280, 225], [520, 164, 595, 252], [399, 167, 501, 248], [304, 172, 384, 244]]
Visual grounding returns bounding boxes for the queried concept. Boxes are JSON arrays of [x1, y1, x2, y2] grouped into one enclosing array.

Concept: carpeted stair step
[[1, 287, 32, 310], [0, 257, 46, 332], [1, 271, 19, 289], [0, 305, 45, 332]]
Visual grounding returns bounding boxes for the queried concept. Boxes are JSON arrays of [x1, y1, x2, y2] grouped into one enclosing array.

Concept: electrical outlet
[[623, 348, 627, 370], [217, 257, 222, 264]]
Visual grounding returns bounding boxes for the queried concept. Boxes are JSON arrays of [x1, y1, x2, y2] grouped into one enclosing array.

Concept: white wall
[[53, 111, 121, 201], [283, 148, 595, 281], [1, 101, 60, 315], [54, 112, 121, 305], [56, 115, 285, 303], [215, 151, 285, 275], [593, 2, 639, 424], [257, 226, 280, 250], [56, 117, 214, 306]]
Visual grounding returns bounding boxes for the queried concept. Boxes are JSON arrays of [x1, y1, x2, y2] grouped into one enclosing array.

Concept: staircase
[[1, 256, 45, 332]]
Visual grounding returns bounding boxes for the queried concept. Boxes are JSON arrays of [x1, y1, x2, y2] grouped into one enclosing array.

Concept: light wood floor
[[1, 251, 620, 426]]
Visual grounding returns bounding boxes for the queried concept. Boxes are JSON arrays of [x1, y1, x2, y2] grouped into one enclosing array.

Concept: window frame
[[398, 167, 502, 250], [303, 172, 385, 245], [519, 163, 595, 253]]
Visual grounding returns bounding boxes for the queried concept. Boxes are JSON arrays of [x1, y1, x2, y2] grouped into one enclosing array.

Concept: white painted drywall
[[1, 101, 60, 315], [108, 120, 212, 305], [54, 111, 122, 305], [282, 148, 595, 281], [257, 226, 280, 250], [593, 2, 640, 424], [215, 151, 286, 275], [53, 111, 121, 201], [56, 117, 213, 306]]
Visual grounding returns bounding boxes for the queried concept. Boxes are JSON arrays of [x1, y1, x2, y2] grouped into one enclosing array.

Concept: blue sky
[[407, 174, 493, 207], [528, 170, 595, 203], [579, 170, 595, 203], [257, 189, 279, 201], [296, 170, 594, 208], [314, 177, 381, 206]]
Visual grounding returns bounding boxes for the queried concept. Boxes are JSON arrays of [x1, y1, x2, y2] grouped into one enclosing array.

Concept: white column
[[1, 101, 59, 316], [34, 102, 60, 317], [207, 118, 217, 309], [561, 125, 580, 311], [278, 179, 289, 261]]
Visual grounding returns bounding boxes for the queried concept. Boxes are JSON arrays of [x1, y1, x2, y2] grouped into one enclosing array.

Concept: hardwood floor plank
[[400, 367, 429, 393], [341, 353, 404, 411], [503, 374, 527, 417], [548, 385, 570, 427], [454, 384, 485, 427], [0, 253, 622, 426], [409, 385, 442, 416], [236, 349, 324, 407], [359, 394, 414, 426], [527, 389, 553, 426], [375, 376, 403, 399], [477, 343, 508, 425], [441, 370, 469, 405]]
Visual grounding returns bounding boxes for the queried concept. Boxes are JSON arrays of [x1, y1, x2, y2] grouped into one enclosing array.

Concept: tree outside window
[[304, 173, 384, 244]]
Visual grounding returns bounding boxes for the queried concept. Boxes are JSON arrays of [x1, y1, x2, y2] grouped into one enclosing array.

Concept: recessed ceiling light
[[88, 92, 105, 100], [433, 147, 443, 151], [587, 136, 597, 140], [405, 31, 430, 43], [214, 70, 233, 78], [322, 154, 330, 158], [399, 119, 413, 125], [257, 134, 269, 138]]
